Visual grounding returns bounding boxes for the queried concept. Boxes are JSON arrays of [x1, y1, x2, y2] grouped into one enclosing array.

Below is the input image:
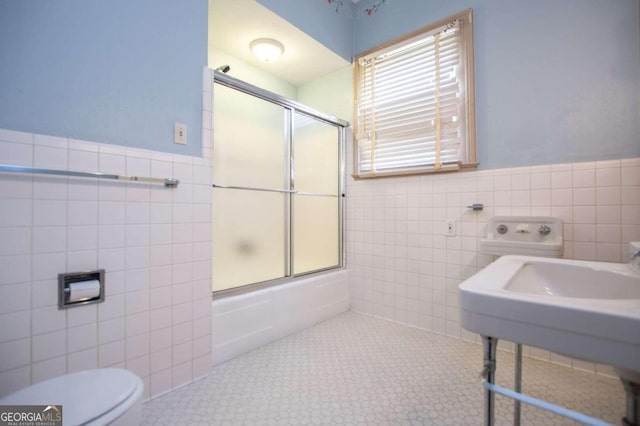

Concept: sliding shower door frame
[[212, 70, 348, 299]]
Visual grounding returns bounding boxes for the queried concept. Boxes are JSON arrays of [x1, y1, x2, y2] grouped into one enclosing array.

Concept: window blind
[[354, 11, 475, 177]]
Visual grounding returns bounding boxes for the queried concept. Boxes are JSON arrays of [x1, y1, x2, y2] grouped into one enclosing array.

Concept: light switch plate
[[174, 123, 187, 145]]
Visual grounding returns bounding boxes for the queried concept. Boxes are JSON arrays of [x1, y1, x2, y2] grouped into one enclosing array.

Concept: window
[[353, 9, 477, 178]]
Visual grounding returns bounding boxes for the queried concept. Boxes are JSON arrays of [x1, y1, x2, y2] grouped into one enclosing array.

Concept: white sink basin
[[459, 255, 640, 375], [506, 261, 640, 299]]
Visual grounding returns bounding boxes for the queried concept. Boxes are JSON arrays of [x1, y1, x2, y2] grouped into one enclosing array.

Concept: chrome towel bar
[[0, 164, 179, 187]]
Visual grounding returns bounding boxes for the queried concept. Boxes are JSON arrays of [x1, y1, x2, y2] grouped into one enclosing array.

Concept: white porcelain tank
[[0, 368, 144, 426]]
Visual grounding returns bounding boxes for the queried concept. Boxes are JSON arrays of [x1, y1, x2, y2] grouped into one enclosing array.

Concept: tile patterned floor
[[142, 312, 625, 425]]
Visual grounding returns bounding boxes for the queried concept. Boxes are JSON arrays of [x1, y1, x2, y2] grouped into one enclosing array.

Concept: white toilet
[[0, 368, 144, 425]]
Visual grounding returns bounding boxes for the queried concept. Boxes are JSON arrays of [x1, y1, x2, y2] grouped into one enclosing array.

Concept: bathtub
[[211, 269, 350, 365]]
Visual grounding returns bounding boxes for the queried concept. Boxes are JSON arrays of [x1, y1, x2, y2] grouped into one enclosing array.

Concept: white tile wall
[[346, 155, 640, 376], [0, 68, 215, 399]]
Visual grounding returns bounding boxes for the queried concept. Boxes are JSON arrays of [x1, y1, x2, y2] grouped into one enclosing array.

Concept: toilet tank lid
[[0, 368, 143, 425]]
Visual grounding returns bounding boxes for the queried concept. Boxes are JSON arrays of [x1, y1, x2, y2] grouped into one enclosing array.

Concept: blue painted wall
[[256, 0, 353, 62], [0, 0, 207, 155], [2, 0, 637, 165], [354, 0, 640, 169]]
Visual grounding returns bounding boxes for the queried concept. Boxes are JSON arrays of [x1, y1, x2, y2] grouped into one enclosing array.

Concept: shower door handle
[[212, 183, 297, 194]]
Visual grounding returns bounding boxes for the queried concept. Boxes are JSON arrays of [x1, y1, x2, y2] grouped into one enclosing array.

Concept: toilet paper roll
[[68, 280, 101, 302]]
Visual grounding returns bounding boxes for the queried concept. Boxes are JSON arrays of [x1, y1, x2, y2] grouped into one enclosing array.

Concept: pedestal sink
[[459, 255, 640, 425], [460, 255, 640, 373]]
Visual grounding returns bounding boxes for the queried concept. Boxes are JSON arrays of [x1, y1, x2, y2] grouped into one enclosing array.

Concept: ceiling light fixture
[[250, 38, 284, 63]]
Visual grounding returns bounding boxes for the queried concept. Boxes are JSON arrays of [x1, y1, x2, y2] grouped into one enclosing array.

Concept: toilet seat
[[0, 368, 144, 425]]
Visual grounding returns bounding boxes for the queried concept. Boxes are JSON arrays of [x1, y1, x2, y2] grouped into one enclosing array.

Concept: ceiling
[[208, 0, 351, 87]]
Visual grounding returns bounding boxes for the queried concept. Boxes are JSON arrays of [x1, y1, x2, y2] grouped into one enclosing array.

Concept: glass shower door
[[292, 112, 341, 275], [211, 73, 346, 294], [212, 84, 289, 291]]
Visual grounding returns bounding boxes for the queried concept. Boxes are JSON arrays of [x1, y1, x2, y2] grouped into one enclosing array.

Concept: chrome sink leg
[[622, 379, 640, 426], [514, 343, 522, 426], [482, 336, 498, 426]]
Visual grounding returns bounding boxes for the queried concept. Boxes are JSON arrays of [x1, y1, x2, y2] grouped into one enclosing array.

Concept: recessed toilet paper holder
[[58, 269, 105, 309]]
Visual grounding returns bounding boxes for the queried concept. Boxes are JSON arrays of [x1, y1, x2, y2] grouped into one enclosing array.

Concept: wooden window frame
[[352, 9, 477, 179]]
